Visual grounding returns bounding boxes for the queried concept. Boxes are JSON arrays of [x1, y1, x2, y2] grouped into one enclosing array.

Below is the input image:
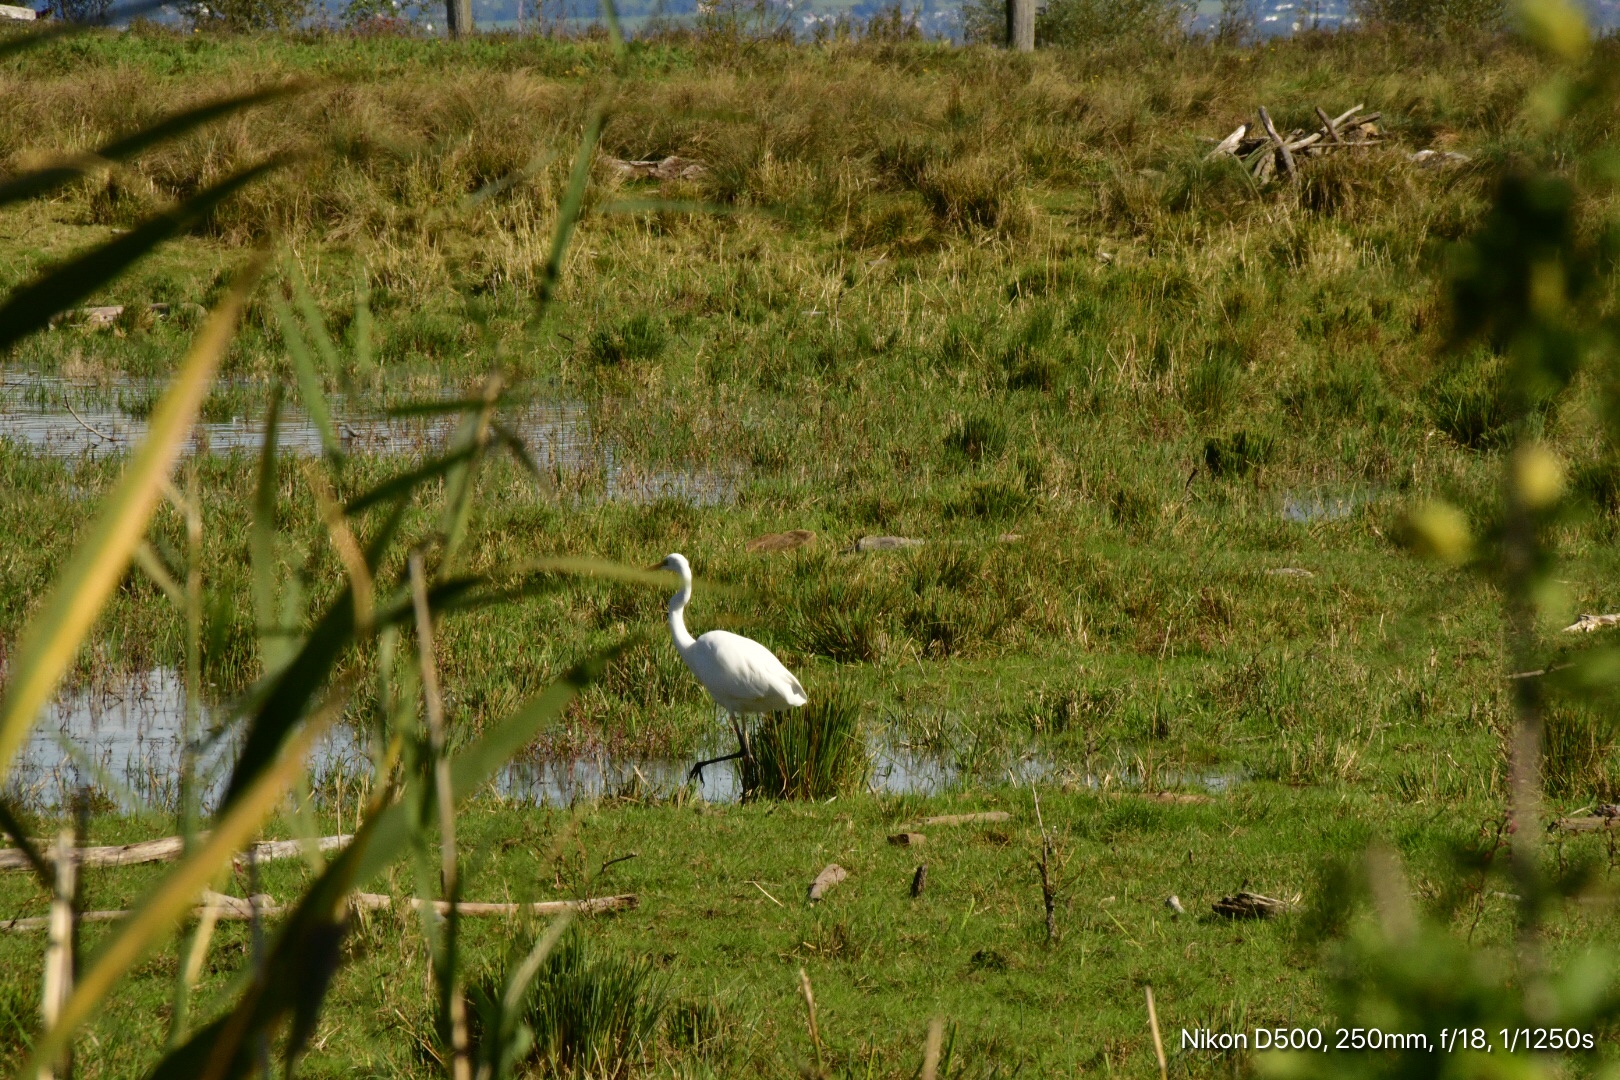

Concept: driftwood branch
[[1315, 105, 1341, 143], [0, 834, 353, 872], [1206, 124, 1248, 159], [349, 892, 639, 918], [1551, 808, 1619, 832], [1258, 107, 1296, 183], [0, 890, 639, 932], [916, 812, 1010, 827], [1564, 613, 1620, 633]]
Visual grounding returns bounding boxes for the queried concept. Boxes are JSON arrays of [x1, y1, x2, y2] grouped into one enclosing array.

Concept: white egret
[[654, 552, 807, 780]]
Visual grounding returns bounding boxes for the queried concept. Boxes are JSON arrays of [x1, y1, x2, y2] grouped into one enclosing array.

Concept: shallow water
[[7, 670, 1244, 812], [0, 372, 734, 505]]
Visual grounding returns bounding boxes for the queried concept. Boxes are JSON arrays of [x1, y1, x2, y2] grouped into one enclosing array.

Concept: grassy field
[[1, 20, 1619, 1080]]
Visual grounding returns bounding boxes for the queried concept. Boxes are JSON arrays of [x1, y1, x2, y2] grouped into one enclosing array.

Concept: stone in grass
[[887, 832, 925, 846], [1265, 567, 1314, 578], [808, 863, 847, 903], [746, 529, 815, 553], [1212, 891, 1289, 919], [853, 535, 923, 553]]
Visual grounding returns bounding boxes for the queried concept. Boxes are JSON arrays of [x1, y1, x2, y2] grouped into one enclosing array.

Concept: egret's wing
[[693, 631, 806, 711]]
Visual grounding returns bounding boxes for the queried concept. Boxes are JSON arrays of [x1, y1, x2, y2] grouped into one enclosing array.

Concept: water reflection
[[6, 672, 1244, 812], [0, 373, 734, 506]]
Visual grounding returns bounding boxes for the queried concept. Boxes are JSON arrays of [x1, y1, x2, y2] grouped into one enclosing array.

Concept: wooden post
[[445, 0, 472, 38], [1006, 0, 1034, 51]]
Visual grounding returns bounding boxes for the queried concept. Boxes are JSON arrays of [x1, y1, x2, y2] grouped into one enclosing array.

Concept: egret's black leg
[[731, 712, 756, 767], [687, 749, 745, 783]]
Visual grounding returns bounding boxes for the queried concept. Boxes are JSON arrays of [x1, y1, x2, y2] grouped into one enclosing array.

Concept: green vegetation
[[0, 9, 1619, 1080]]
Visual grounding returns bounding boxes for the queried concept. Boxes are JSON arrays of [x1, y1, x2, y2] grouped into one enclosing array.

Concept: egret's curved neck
[[667, 567, 696, 653]]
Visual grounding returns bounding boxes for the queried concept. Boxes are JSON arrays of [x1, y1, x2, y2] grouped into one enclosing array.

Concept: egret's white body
[[658, 553, 805, 776]]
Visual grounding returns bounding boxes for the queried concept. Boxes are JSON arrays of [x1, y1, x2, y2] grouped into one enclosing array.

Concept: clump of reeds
[[477, 930, 668, 1080], [741, 691, 867, 800]]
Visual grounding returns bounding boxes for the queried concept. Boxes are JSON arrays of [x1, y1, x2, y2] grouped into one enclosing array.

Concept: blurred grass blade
[[0, 86, 299, 209], [147, 816, 378, 1080], [520, 555, 684, 590], [385, 391, 530, 418], [272, 297, 341, 461], [352, 272, 374, 380], [20, 691, 341, 1078], [251, 388, 286, 673], [220, 571, 479, 813], [601, 0, 626, 60], [353, 638, 637, 887], [291, 270, 344, 376], [440, 382, 502, 568], [491, 421, 546, 486], [0, 0, 169, 61], [0, 258, 264, 786], [343, 445, 479, 516], [602, 198, 745, 217], [0, 797, 49, 890], [535, 107, 605, 308], [462, 149, 557, 212], [0, 159, 286, 352]]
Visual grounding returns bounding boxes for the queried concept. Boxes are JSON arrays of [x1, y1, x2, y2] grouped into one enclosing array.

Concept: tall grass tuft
[[481, 929, 667, 1080], [742, 692, 868, 800], [1541, 699, 1618, 801]]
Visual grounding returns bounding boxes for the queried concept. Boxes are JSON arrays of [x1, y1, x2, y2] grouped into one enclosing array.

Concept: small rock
[[853, 535, 923, 553], [808, 863, 847, 903], [1597, 804, 1620, 818], [1165, 895, 1186, 917], [746, 529, 815, 554], [1266, 567, 1314, 578], [887, 832, 925, 846], [1146, 792, 1210, 804], [1212, 891, 1289, 920], [0, 4, 38, 19], [1410, 149, 1471, 168]]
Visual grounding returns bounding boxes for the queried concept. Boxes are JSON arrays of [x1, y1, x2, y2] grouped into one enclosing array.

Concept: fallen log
[[0, 890, 639, 932], [0, 834, 353, 872], [1551, 808, 1620, 833], [350, 892, 639, 918], [887, 832, 925, 846], [808, 864, 847, 903], [917, 811, 1011, 826]]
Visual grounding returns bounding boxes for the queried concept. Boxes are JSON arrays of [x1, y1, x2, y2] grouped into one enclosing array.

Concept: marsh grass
[[476, 929, 668, 1080], [2, 21, 1620, 1077], [741, 691, 867, 800]]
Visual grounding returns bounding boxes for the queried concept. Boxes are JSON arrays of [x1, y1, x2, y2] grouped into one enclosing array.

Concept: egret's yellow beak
[[645, 561, 666, 573]]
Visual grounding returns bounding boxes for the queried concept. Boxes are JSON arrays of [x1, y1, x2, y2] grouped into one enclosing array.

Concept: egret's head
[[655, 552, 691, 577]]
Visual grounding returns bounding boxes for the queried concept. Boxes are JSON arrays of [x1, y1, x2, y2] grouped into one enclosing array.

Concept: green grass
[[1, 787, 1617, 1077], [1, 19, 1619, 1080]]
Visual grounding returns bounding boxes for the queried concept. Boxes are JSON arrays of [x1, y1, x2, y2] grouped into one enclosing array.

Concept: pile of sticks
[[1206, 104, 1382, 185]]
